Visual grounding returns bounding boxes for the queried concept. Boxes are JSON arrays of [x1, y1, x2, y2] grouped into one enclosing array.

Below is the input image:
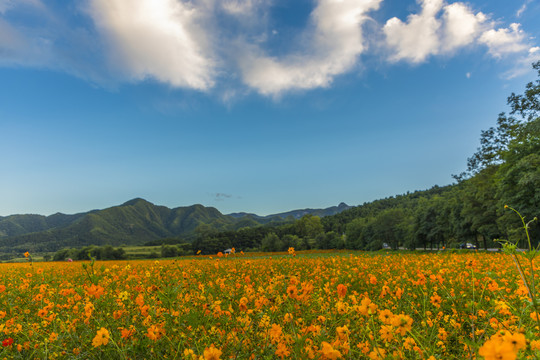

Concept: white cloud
[[383, 0, 488, 63], [86, 0, 216, 90], [383, 0, 535, 69], [0, 0, 43, 14], [237, 0, 382, 96], [0, 0, 538, 97], [441, 2, 486, 52], [0, 2, 55, 68], [383, 0, 444, 63], [221, 0, 262, 16], [0, 19, 25, 59], [516, 0, 532, 17], [503, 46, 540, 79], [478, 23, 529, 58]]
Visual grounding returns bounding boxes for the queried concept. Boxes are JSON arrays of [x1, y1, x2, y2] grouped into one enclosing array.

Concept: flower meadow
[[0, 250, 539, 359]]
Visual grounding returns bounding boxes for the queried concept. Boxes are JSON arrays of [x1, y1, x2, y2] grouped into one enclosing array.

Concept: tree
[[371, 208, 410, 250], [457, 113, 521, 179], [507, 60, 540, 122], [294, 215, 324, 239], [261, 233, 280, 252], [161, 245, 179, 258], [460, 166, 501, 249]]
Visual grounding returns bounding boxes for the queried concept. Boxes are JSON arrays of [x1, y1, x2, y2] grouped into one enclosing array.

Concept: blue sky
[[0, 0, 539, 216]]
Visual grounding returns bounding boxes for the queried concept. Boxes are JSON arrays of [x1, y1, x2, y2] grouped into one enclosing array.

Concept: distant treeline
[[50, 243, 195, 261]]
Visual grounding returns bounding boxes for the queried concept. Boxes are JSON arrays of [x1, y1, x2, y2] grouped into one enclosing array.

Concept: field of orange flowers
[[0, 250, 539, 359]]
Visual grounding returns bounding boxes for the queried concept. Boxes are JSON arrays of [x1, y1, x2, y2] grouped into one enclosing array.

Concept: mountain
[[0, 198, 352, 253], [0, 199, 235, 253], [227, 202, 352, 221], [0, 212, 88, 237]]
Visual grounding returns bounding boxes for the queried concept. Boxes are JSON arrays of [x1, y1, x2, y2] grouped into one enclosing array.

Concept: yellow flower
[[24, 252, 29, 258], [183, 349, 196, 359], [92, 328, 109, 347]]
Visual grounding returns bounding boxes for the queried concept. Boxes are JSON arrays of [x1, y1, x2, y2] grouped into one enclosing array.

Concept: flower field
[[0, 251, 539, 359]]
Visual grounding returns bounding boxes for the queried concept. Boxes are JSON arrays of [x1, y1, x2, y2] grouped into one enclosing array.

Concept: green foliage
[[53, 245, 127, 261], [0, 199, 244, 253]]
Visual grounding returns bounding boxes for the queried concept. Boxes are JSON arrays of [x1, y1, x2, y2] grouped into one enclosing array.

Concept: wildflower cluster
[[0, 250, 538, 358]]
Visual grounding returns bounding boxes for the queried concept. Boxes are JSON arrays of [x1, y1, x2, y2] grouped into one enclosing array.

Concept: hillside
[[0, 199, 235, 253], [228, 202, 352, 221], [0, 198, 351, 253]]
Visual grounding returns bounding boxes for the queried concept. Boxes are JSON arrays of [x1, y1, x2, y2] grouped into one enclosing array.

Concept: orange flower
[[502, 332, 526, 352], [379, 325, 394, 342], [86, 284, 105, 299], [24, 252, 29, 258], [479, 339, 516, 360], [430, 293, 442, 308], [479, 332, 525, 360], [203, 344, 222, 360], [239, 297, 249, 311], [120, 326, 136, 339], [92, 328, 109, 347], [320, 341, 342, 360], [275, 342, 291, 358], [337, 284, 347, 298], [369, 347, 386, 360], [146, 324, 164, 341], [269, 324, 283, 343], [336, 325, 349, 341], [286, 285, 298, 299], [378, 309, 394, 324], [391, 314, 413, 336]]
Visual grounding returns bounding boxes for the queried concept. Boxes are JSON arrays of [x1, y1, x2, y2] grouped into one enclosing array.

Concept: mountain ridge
[[0, 198, 351, 253]]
